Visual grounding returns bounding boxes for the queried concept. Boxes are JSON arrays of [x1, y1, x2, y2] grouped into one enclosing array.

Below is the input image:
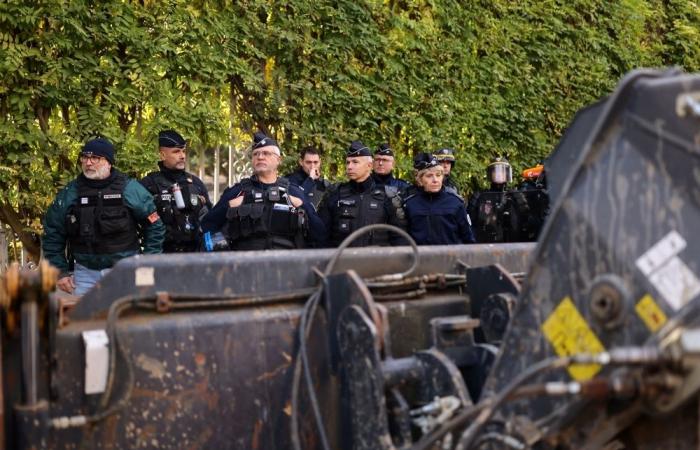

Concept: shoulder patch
[[147, 211, 160, 224]]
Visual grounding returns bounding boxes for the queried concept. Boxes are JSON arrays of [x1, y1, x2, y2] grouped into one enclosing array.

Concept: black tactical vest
[[474, 191, 505, 243], [224, 178, 305, 250], [472, 190, 530, 243], [330, 183, 393, 247], [307, 179, 332, 210], [142, 172, 204, 250], [65, 174, 140, 254]]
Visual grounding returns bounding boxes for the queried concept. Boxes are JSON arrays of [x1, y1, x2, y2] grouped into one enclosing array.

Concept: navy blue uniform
[[372, 173, 410, 191], [318, 177, 407, 247], [284, 168, 332, 209], [201, 176, 326, 246], [443, 176, 461, 197], [403, 188, 475, 245]]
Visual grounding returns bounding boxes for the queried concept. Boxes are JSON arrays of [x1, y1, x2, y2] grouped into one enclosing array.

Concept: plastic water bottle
[[172, 183, 186, 210]]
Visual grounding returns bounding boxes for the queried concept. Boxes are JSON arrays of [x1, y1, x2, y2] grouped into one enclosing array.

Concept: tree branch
[[0, 201, 40, 262]]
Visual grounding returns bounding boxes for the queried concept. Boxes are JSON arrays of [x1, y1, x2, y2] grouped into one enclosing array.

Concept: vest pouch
[[250, 203, 267, 234], [159, 204, 175, 226], [225, 206, 244, 240], [78, 207, 96, 239], [337, 218, 352, 235], [64, 208, 80, 238], [97, 207, 130, 236], [269, 204, 297, 237], [339, 205, 357, 219]]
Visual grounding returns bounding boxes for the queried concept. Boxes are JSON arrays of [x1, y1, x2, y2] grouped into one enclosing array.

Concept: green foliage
[[1, 0, 699, 259]]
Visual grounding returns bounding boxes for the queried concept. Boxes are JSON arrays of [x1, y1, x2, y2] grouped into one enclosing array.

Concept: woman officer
[[402, 153, 475, 245]]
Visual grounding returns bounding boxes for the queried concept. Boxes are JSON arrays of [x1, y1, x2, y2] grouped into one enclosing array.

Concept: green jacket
[[42, 170, 165, 276]]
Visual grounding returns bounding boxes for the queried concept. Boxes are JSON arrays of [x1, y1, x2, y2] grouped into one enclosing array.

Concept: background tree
[[1, 0, 698, 262]]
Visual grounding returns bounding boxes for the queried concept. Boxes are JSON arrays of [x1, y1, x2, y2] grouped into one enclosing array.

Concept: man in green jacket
[[42, 137, 165, 295]]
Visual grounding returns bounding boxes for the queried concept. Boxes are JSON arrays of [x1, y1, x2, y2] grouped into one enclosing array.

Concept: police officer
[[284, 146, 332, 209], [372, 143, 410, 191], [434, 147, 461, 196], [42, 137, 165, 295], [403, 153, 475, 245], [468, 157, 531, 243], [318, 140, 407, 247], [201, 132, 325, 250], [140, 130, 212, 253]]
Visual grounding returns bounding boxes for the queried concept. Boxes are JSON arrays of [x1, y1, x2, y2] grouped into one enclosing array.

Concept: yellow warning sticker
[[541, 296, 605, 381], [635, 294, 667, 333]]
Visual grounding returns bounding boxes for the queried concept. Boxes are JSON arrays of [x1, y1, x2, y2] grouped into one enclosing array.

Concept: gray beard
[[83, 165, 111, 180]]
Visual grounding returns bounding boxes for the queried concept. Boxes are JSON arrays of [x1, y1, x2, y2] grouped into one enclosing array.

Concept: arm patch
[[147, 211, 160, 224]]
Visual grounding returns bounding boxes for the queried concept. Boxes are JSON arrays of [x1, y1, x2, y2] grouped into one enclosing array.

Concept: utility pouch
[[78, 207, 95, 238], [97, 208, 130, 236], [65, 208, 80, 237], [250, 203, 266, 233], [226, 206, 243, 240]]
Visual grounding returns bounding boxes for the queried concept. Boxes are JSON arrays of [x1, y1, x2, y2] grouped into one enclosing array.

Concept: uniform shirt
[[200, 175, 326, 245], [403, 187, 475, 245], [318, 176, 407, 248], [372, 172, 410, 190], [42, 169, 165, 276]]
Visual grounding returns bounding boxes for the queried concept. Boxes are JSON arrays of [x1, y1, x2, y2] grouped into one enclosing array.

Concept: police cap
[[374, 143, 394, 157], [346, 140, 372, 157], [252, 131, 281, 155], [413, 152, 439, 171], [434, 147, 456, 162], [159, 130, 186, 149]]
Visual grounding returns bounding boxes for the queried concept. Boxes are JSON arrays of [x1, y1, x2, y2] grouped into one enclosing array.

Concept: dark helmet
[[487, 157, 512, 185], [434, 147, 456, 164]]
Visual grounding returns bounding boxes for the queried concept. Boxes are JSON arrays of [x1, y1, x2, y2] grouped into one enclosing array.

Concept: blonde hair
[[415, 165, 444, 184]]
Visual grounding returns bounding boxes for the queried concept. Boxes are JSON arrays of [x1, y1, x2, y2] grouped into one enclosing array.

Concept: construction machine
[[2, 68, 700, 449]]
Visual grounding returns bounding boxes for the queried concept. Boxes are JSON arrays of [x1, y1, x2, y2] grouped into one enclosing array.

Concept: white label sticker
[[81, 197, 89, 204], [135, 267, 155, 287], [82, 329, 109, 395], [636, 231, 700, 310], [636, 230, 687, 276]]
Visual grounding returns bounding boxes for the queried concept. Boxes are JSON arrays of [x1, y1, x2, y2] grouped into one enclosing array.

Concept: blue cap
[[81, 138, 115, 164]]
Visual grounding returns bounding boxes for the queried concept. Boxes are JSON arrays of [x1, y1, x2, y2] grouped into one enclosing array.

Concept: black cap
[[434, 147, 456, 162], [347, 140, 372, 157], [375, 143, 393, 157], [81, 137, 115, 165], [413, 152, 439, 171], [159, 130, 186, 149], [251, 131, 280, 153]]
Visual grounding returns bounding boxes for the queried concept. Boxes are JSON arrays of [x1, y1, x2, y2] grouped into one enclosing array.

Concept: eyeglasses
[[79, 155, 106, 164], [252, 150, 279, 159], [374, 158, 393, 164]]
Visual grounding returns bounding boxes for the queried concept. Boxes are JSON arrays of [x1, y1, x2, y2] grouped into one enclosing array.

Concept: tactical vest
[[330, 183, 394, 247], [307, 179, 331, 210], [473, 191, 506, 243], [473, 190, 532, 243], [224, 178, 305, 250], [143, 172, 204, 249], [65, 174, 140, 254]]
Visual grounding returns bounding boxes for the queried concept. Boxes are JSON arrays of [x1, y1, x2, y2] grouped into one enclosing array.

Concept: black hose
[[291, 224, 420, 450], [455, 356, 570, 450], [323, 224, 419, 277]]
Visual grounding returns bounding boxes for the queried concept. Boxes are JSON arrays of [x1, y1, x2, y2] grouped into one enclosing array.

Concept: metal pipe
[[213, 146, 220, 202], [20, 294, 39, 405], [382, 356, 425, 388]]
